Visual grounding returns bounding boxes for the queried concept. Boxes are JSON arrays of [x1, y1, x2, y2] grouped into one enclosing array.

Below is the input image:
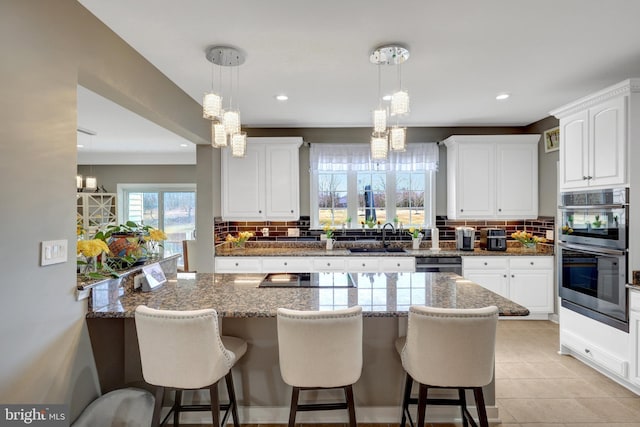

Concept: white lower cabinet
[[462, 256, 554, 317], [629, 290, 640, 386], [261, 257, 313, 273], [560, 306, 629, 379], [215, 256, 416, 273], [214, 257, 263, 273]]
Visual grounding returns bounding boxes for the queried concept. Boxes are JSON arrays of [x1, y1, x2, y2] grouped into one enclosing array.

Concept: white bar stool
[[277, 306, 363, 427], [135, 305, 247, 427], [395, 305, 498, 427]]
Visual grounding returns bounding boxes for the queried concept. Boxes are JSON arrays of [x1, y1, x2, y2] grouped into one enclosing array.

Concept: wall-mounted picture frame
[[544, 127, 560, 153]]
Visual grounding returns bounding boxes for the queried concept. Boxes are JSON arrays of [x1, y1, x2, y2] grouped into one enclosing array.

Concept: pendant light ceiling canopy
[[369, 44, 410, 159]]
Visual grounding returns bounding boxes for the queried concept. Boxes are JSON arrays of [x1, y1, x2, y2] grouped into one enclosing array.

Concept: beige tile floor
[[491, 320, 640, 427], [198, 321, 640, 426]]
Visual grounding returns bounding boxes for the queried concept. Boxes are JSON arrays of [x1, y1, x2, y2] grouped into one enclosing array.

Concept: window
[[310, 143, 438, 229], [118, 184, 196, 268]]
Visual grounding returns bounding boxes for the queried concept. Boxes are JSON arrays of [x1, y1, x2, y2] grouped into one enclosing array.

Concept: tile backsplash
[[214, 216, 555, 244]]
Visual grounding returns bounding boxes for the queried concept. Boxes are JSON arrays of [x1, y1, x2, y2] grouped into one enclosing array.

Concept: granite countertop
[[87, 271, 529, 319], [215, 242, 554, 257]]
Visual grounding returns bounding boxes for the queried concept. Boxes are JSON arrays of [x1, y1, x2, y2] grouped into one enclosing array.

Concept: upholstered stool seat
[[396, 305, 498, 427], [277, 305, 363, 427], [135, 305, 246, 427]]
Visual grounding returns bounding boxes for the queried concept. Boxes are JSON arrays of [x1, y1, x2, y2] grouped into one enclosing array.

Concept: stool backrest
[[277, 306, 363, 388], [135, 305, 235, 389], [402, 305, 498, 387]]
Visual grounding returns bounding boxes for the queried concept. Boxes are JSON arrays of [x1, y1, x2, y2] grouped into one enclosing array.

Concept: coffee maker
[[455, 226, 476, 251]]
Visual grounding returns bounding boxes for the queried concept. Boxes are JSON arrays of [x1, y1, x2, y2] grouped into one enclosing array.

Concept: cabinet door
[[590, 96, 627, 187], [559, 110, 589, 190], [509, 269, 553, 314], [261, 257, 313, 273], [312, 257, 346, 272], [464, 269, 509, 298], [495, 142, 538, 218], [456, 143, 495, 218], [222, 144, 265, 220], [214, 257, 262, 273], [264, 144, 299, 220]]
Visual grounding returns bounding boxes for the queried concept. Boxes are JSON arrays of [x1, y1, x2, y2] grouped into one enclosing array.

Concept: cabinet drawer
[[347, 258, 380, 272], [312, 257, 346, 272], [262, 257, 313, 273], [215, 257, 262, 273], [510, 256, 553, 270], [463, 257, 509, 270], [561, 329, 628, 378], [630, 289, 640, 312], [380, 257, 415, 272]]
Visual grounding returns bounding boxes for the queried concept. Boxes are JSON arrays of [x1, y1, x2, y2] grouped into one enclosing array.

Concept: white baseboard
[[168, 404, 501, 424]]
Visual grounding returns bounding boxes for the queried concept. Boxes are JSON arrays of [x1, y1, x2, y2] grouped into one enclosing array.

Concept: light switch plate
[[41, 239, 68, 266]]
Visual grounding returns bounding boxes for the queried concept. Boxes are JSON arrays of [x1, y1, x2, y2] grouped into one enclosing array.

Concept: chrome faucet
[[381, 222, 395, 248]]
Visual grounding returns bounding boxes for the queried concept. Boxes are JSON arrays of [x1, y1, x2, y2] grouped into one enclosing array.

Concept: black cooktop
[[258, 272, 356, 288]]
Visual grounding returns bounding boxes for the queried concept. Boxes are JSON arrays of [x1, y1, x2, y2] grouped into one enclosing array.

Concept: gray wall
[[0, 0, 207, 419], [524, 116, 560, 217], [77, 165, 196, 193]]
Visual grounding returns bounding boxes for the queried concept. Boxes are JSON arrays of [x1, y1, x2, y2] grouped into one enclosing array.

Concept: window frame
[[310, 169, 435, 229]]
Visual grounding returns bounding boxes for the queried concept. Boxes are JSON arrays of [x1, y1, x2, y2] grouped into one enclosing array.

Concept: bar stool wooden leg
[[458, 388, 469, 427], [400, 373, 413, 427], [225, 372, 240, 427], [151, 386, 164, 427], [209, 382, 221, 427], [473, 387, 489, 427], [417, 383, 428, 427], [288, 386, 300, 427], [345, 384, 356, 427], [173, 389, 183, 427]]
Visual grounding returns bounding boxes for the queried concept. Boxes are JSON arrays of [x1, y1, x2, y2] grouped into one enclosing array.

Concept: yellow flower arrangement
[[511, 230, 547, 246], [226, 231, 254, 247], [407, 227, 423, 239], [77, 239, 111, 257], [143, 228, 168, 242], [323, 224, 335, 239]]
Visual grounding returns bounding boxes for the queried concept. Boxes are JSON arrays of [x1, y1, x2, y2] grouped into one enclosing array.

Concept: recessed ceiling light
[[180, 143, 188, 147], [382, 94, 392, 101], [77, 144, 84, 148], [496, 93, 510, 100], [276, 94, 288, 101]]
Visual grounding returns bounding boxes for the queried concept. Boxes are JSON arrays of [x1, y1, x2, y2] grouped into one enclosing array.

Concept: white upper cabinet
[[222, 137, 302, 221], [444, 135, 539, 220], [552, 79, 632, 190]]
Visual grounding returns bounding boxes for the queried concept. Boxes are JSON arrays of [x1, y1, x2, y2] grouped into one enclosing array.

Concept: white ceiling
[[77, 0, 640, 160]]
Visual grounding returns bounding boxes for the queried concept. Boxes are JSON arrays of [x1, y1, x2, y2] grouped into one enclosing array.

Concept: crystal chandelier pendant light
[[212, 122, 227, 147], [390, 90, 410, 116], [370, 133, 388, 160], [373, 109, 387, 133], [205, 46, 246, 154], [203, 92, 222, 119], [369, 44, 410, 159], [390, 126, 407, 151], [223, 110, 241, 135], [230, 132, 247, 157]]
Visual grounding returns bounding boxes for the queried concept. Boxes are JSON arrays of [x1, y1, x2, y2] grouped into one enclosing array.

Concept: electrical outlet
[[134, 274, 146, 290], [545, 230, 554, 241], [41, 239, 68, 266]]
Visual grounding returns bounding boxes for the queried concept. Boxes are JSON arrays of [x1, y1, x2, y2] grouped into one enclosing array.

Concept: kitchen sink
[[348, 247, 406, 253]]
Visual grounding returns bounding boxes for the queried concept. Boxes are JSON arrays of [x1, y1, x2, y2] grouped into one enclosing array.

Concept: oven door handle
[[559, 204, 627, 210], [558, 241, 627, 256]]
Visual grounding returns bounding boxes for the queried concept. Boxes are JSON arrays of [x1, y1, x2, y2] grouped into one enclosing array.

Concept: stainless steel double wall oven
[[558, 187, 629, 331]]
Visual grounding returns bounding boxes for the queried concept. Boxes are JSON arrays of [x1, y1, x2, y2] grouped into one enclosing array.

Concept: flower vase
[[412, 238, 421, 250], [326, 239, 334, 251], [522, 242, 537, 253], [83, 256, 97, 273], [234, 241, 246, 250]]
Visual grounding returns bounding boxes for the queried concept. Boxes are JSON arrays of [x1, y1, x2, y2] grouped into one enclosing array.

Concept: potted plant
[[408, 227, 423, 250]]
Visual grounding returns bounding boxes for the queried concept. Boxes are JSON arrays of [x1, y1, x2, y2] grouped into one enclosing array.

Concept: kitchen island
[[86, 271, 528, 424]]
